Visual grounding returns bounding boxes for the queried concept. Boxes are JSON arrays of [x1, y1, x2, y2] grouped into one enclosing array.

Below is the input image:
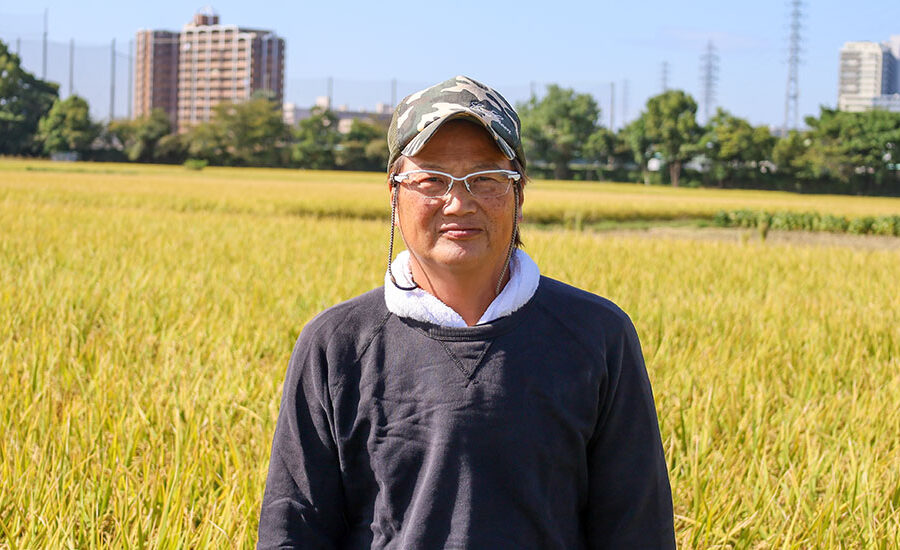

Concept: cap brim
[[400, 109, 517, 161]]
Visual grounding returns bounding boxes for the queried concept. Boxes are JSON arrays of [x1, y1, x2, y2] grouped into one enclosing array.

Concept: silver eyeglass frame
[[392, 169, 521, 198]]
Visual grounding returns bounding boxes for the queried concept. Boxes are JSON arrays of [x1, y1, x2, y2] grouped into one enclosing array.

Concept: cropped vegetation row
[[5, 159, 900, 238], [713, 209, 900, 236]]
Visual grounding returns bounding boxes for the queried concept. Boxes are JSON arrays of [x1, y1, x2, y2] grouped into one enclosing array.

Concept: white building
[[282, 100, 392, 134], [838, 39, 900, 112]]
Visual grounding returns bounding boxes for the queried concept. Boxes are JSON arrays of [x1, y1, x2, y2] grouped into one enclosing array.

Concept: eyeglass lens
[[401, 171, 512, 198]]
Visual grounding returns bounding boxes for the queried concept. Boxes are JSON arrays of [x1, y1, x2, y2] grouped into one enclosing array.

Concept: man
[[258, 76, 675, 549]]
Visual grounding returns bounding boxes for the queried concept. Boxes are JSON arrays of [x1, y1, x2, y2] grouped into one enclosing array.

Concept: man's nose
[[442, 180, 477, 213]]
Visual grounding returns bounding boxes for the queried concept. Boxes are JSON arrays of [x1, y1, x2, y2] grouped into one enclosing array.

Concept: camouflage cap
[[387, 75, 525, 170]]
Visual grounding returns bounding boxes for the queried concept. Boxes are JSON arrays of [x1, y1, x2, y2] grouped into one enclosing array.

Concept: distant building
[[133, 30, 180, 127], [133, 8, 285, 132], [283, 97, 392, 134], [838, 37, 900, 113]]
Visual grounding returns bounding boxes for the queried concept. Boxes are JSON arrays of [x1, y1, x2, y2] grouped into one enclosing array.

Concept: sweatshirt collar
[[384, 249, 541, 328]]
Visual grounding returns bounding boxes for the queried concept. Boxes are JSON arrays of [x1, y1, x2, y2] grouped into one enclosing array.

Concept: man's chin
[[429, 243, 493, 269]]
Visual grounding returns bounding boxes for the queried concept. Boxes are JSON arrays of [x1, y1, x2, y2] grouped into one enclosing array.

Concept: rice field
[[1, 159, 899, 548]]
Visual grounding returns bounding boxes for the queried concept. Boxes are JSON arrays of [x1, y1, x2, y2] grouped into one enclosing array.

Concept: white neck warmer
[[383, 249, 541, 328]]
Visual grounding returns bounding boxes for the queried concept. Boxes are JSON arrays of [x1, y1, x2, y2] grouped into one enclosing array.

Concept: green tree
[[216, 97, 290, 166], [336, 118, 388, 171], [518, 85, 601, 180], [36, 95, 99, 156], [581, 127, 620, 180], [700, 108, 775, 187], [0, 39, 59, 155], [772, 129, 811, 182], [621, 117, 653, 184], [181, 97, 290, 166], [155, 133, 189, 164], [108, 108, 172, 162], [583, 127, 615, 165], [642, 90, 701, 187], [803, 108, 900, 194], [292, 107, 340, 169]]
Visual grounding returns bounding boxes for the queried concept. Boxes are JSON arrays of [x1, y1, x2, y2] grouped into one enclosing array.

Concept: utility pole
[[327, 76, 333, 109], [661, 61, 670, 92], [42, 9, 48, 79], [127, 39, 133, 119], [784, 0, 803, 134], [700, 40, 719, 123], [109, 38, 116, 120], [15, 37, 20, 55], [68, 38, 74, 96], [609, 81, 615, 130], [622, 79, 629, 125], [391, 78, 397, 107]]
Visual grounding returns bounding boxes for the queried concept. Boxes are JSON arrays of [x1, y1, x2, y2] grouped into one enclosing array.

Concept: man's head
[[385, 76, 527, 295], [387, 75, 525, 171]]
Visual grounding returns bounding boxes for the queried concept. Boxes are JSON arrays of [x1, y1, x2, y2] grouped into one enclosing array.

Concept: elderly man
[[258, 76, 675, 549]]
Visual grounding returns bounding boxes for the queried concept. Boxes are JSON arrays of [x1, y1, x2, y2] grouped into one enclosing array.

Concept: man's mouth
[[440, 225, 482, 239]]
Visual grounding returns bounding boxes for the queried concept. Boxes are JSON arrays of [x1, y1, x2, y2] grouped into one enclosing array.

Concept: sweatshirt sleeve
[[257, 324, 347, 549], [584, 314, 676, 549]]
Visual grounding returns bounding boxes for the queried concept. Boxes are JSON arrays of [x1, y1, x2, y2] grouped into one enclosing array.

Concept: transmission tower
[[700, 40, 719, 123], [661, 61, 670, 92], [783, 0, 803, 134]]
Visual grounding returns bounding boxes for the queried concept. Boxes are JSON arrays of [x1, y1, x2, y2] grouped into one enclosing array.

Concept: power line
[[700, 40, 719, 123], [783, 0, 804, 134]]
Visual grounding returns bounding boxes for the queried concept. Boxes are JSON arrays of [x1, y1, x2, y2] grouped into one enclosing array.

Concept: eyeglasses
[[392, 169, 521, 199]]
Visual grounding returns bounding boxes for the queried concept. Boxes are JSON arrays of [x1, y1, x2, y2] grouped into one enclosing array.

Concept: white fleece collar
[[384, 249, 541, 327]]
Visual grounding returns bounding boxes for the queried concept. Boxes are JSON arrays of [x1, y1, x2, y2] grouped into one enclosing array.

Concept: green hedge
[[712, 210, 900, 236]]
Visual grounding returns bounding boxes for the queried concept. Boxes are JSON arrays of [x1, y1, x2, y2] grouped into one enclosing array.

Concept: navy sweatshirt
[[258, 276, 675, 549]]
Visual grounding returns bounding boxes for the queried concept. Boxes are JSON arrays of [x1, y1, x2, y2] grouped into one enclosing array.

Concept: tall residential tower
[[133, 8, 285, 131], [838, 37, 900, 113], [133, 30, 180, 127]]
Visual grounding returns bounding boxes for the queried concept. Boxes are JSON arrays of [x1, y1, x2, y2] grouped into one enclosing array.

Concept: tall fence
[[1, 12, 628, 128], [1, 12, 134, 121]]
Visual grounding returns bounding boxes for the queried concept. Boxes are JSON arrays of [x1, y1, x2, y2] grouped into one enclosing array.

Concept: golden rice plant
[[1, 160, 898, 548]]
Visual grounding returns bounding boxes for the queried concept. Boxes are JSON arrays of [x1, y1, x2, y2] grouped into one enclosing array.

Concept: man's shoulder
[[533, 276, 632, 333], [296, 286, 389, 353]]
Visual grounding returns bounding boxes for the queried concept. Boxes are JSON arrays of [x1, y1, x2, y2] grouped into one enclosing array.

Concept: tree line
[[519, 85, 900, 195], [3, 39, 899, 195]]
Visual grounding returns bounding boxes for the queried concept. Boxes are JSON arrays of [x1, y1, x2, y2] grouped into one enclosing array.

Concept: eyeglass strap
[[495, 184, 519, 297], [387, 183, 419, 292]]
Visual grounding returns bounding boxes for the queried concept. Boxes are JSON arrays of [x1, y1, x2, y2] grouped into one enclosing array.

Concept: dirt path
[[597, 226, 900, 250]]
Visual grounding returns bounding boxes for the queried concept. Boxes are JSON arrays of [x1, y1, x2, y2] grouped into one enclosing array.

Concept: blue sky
[[1, 0, 898, 128]]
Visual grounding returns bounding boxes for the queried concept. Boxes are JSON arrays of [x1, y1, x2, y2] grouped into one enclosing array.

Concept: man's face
[[393, 119, 522, 277]]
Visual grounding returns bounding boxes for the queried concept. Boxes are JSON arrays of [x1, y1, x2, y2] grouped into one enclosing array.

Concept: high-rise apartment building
[[133, 9, 285, 131], [133, 30, 180, 127], [837, 38, 900, 113]]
